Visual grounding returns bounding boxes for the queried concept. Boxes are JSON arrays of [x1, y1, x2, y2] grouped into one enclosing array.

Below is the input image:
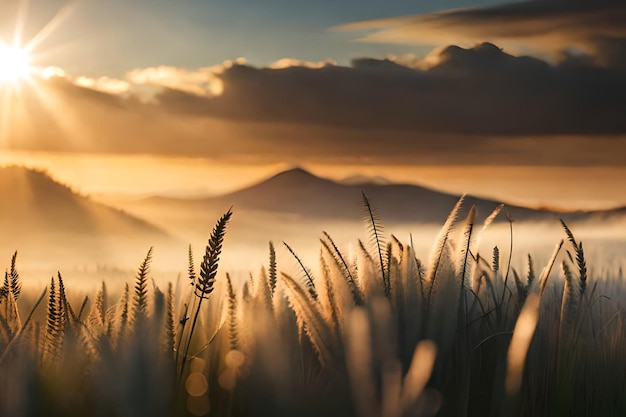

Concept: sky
[[0, 0, 625, 210], [1, 0, 514, 76]]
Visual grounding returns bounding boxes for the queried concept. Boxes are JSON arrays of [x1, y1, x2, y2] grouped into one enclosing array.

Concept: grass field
[[1, 198, 624, 417]]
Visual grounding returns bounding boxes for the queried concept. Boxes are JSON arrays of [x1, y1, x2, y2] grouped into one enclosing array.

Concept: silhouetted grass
[[0, 200, 625, 417]]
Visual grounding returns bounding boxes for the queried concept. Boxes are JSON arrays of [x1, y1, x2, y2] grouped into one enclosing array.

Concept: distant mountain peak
[[261, 167, 334, 186], [272, 167, 316, 178]]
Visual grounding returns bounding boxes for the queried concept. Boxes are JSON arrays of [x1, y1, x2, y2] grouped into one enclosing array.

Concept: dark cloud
[[5, 47, 626, 168], [338, 0, 626, 69], [594, 37, 626, 69], [155, 44, 626, 135]]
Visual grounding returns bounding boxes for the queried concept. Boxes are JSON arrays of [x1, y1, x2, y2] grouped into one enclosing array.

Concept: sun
[[0, 44, 32, 83]]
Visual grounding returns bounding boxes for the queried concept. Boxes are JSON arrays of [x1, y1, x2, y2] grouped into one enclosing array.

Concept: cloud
[[125, 65, 227, 97], [5, 47, 625, 167], [74, 76, 130, 95], [123, 58, 335, 98], [267, 58, 336, 70], [40, 66, 130, 95], [153, 44, 626, 136], [337, 0, 626, 68]]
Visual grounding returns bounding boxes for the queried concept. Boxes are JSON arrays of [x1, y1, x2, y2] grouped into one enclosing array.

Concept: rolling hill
[[0, 166, 173, 268]]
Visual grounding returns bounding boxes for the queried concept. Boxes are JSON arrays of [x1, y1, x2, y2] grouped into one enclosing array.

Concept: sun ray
[[22, 1, 78, 53], [27, 77, 87, 147], [0, 2, 79, 147], [0, 88, 14, 144], [6, 2, 24, 48]]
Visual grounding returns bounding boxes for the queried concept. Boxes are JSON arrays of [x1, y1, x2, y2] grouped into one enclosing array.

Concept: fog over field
[[3, 166, 624, 293]]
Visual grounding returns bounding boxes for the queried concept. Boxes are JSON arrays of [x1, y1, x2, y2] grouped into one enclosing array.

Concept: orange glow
[[0, 3, 76, 146]]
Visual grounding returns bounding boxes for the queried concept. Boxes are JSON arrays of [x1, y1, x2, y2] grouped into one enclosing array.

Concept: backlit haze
[[0, 0, 625, 286]]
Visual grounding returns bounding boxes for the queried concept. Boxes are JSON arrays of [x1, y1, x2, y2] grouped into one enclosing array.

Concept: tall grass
[[0, 200, 625, 417]]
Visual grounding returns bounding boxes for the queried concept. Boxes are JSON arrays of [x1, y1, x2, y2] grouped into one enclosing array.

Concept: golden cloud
[[336, 0, 626, 67]]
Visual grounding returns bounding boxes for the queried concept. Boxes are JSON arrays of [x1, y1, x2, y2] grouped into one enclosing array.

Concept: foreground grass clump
[[1, 200, 625, 417]]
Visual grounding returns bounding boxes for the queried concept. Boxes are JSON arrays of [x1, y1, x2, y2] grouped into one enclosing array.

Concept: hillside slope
[[0, 166, 173, 268]]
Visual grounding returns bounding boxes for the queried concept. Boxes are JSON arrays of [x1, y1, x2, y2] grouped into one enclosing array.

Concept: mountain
[[341, 174, 392, 186], [0, 166, 167, 237], [109, 168, 626, 274], [134, 167, 597, 224], [0, 166, 173, 267]]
